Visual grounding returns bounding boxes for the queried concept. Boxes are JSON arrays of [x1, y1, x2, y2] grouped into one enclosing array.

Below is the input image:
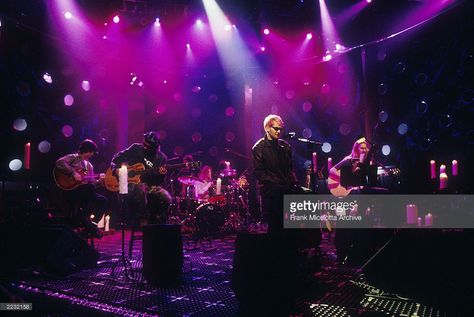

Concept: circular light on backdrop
[[64, 94, 74, 106], [64, 11, 72, 20], [225, 107, 235, 117], [43, 73, 53, 84], [416, 100, 428, 115], [378, 111, 389, 123], [321, 84, 331, 95], [38, 141, 51, 153], [173, 146, 184, 156], [398, 123, 408, 135], [339, 123, 351, 136], [16, 81, 31, 97], [225, 131, 236, 142], [377, 83, 388, 95], [322, 142, 332, 153], [13, 118, 27, 131], [393, 61, 406, 74], [9, 159, 23, 171], [81, 80, 91, 91], [62, 125, 74, 137], [208, 146, 219, 157], [302, 101, 312, 112], [191, 107, 202, 118], [113, 15, 120, 23], [285, 90, 295, 100], [302, 128, 312, 139], [191, 86, 201, 93], [438, 114, 453, 129], [155, 104, 167, 115], [192, 133, 202, 143], [158, 129, 167, 140], [381, 145, 391, 156]]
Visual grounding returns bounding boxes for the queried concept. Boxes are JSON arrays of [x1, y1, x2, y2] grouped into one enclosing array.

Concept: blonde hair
[[351, 137, 369, 158], [263, 114, 284, 130]]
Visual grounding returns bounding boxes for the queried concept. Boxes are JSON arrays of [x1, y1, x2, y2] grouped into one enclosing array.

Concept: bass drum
[[195, 203, 226, 234]]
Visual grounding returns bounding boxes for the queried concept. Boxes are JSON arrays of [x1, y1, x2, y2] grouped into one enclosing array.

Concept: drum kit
[[168, 167, 250, 236]]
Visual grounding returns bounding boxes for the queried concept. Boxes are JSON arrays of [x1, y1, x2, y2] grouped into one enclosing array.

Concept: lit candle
[[24, 142, 31, 170], [216, 178, 222, 195], [439, 172, 448, 190], [452, 160, 458, 176], [105, 215, 110, 231], [417, 217, 422, 227], [327, 157, 332, 171], [440, 164, 446, 174], [406, 204, 418, 224], [425, 213, 433, 226], [118, 165, 128, 194], [430, 160, 436, 179], [312, 152, 317, 173]]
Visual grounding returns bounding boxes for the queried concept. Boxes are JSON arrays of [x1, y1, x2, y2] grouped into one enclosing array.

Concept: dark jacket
[[252, 137, 298, 195], [111, 143, 167, 186]]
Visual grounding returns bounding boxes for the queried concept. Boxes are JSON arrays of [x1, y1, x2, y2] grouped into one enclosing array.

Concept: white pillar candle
[[327, 157, 332, 171], [425, 213, 433, 226], [430, 160, 436, 179], [216, 178, 222, 195], [105, 215, 110, 231], [312, 152, 317, 173], [452, 160, 458, 176], [118, 165, 128, 194], [406, 204, 418, 224], [440, 164, 446, 174], [439, 172, 448, 190], [97, 214, 105, 228]]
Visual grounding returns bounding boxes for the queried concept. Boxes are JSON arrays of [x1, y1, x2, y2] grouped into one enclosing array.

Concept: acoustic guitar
[[104, 161, 201, 192], [53, 167, 103, 191]]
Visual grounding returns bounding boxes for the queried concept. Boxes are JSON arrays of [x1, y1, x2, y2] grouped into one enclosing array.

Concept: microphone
[[282, 132, 296, 139], [297, 138, 323, 145]]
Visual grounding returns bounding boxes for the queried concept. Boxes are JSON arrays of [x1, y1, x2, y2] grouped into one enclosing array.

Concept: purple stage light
[[155, 104, 167, 115], [113, 15, 120, 23], [285, 90, 295, 100], [382, 145, 391, 156], [339, 123, 352, 136], [260, 46, 266, 52], [225, 132, 235, 142], [81, 80, 91, 91], [323, 54, 332, 62], [398, 123, 408, 135], [62, 125, 74, 138], [64, 11, 72, 20], [321, 84, 331, 95], [43, 73, 53, 84], [38, 141, 51, 154], [302, 128, 312, 139], [9, 159, 23, 171], [306, 33, 313, 40], [186, 43, 191, 49], [64, 94, 74, 106], [225, 107, 235, 117], [192, 86, 201, 93], [155, 18, 160, 27], [13, 118, 27, 131], [302, 101, 312, 112], [322, 142, 332, 153], [263, 28, 270, 35], [196, 19, 203, 26]]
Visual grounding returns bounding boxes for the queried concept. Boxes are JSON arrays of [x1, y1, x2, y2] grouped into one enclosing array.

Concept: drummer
[[194, 165, 214, 202], [178, 154, 200, 198]]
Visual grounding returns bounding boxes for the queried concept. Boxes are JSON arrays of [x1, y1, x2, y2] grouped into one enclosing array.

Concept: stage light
[[260, 46, 266, 52], [398, 123, 408, 135], [196, 19, 203, 26], [339, 123, 352, 136], [102, 35, 107, 39], [225, 107, 235, 117], [43, 73, 53, 84], [13, 118, 27, 131], [225, 24, 232, 31], [186, 43, 191, 49], [38, 141, 51, 153], [381, 145, 391, 156], [64, 94, 74, 106], [378, 111, 389, 123], [64, 11, 72, 20], [367, 0, 372, 3], [263, 28, 270, 35], [302, 101, 312, 112], [302, 128, 312, 139], [321, 83, 331, 94], [9, 159, 23, 171], [306, 33, 313, 40], [113, 15, 120, 23], [81, 80, 91, 91], [322, 142, 332, 153], [323, 54, 332, 62], [155, 18, 160, 27], [192, 86, 201, 93], [416, 100, 428, 115], [62, 125, 74, 137], [225, 131, 235, 142]]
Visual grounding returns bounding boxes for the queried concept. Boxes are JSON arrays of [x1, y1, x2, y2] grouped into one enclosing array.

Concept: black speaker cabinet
[[142, 224, 183, 286]]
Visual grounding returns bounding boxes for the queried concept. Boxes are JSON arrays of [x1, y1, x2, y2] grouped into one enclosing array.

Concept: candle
[[327, 157, 332, 171], [118, 165, 128, 194], [406, 204, 418, 224], [105, 215, 110, 231], [452, 160, 458, 176], [97, 214, 105, 228], [440, 164, 446, 174], [417, 217, 422, 227], [216, 178, 222, 195], [24, 142, 31, 170], [430, 160, 436, 179], [439, 172, 448, 190], [312, 152, 317, 173], [425, 213, 433, 226]]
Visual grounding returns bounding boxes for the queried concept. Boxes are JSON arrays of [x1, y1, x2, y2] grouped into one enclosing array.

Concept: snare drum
[[195, 203, 226, 234]]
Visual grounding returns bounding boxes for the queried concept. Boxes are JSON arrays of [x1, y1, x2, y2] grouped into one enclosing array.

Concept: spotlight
[[306, 33, 313, 40], [113, 15, 120, 23], [64, 94, 74, 106], [263, 28, 270, 35], [43, 73, 53, 84], [186, 43, 191, 49], [155, 18, 160, 27], [81, 80, 91, 91], [225, 24, 232, 31], [367, 0, 372, 3], [9, 159, 23, 171], [196, 19, 203, 26], [381, 145, 391, 156], [323, 54, 332, 62], [13, 118, 27, 131], [398, 123, 408, 135], [322, 142, 332, 153], [260, 46, 266, 52], [64, 11, 72, 20]]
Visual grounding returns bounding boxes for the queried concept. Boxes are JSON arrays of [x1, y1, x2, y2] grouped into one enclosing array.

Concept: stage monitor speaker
[[0, 224, 98, 276], [363, 229, 474, 316], [231, 233, 299, 316], [142, 224, 183, 286]]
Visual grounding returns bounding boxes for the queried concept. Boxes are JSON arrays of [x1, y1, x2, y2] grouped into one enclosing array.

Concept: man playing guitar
[[54, 139, 106, 238], [110, 131, 172, 225]]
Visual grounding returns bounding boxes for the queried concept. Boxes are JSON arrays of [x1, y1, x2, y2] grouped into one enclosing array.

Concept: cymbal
[[219, 168, 237, 177], [178, 175, 201, 186]]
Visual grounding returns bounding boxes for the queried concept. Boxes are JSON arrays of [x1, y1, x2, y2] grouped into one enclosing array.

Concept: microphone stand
[[292, 138, 322, 193]]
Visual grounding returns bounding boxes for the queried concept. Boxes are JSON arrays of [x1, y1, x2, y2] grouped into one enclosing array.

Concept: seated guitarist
[[110, 131, 172, 225], [55, 139, 106, 238]]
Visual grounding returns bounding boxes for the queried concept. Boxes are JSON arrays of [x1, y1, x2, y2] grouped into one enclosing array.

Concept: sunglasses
[[271, 126, 283, 132]]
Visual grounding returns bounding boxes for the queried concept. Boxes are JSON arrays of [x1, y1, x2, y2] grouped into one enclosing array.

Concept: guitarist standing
[[55, 139, 106, 238], [110, 131, 172, 225]]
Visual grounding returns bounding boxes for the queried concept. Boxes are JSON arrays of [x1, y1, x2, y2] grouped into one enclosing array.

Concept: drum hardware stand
[[111, 193, 135, 281], [189, 224, 215, 251]]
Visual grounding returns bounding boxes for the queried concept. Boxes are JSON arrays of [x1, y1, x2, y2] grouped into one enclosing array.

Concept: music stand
[[111, 193, 135, 281], [340, 164, 378, 187]]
